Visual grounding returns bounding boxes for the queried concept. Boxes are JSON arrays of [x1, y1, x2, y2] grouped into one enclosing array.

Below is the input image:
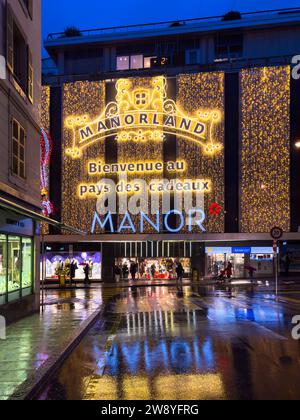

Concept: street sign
[[270, 226, 283, 240], [270, 229, 282, 296]]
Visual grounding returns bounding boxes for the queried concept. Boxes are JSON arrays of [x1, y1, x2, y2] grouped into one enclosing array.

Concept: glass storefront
[[206, 246, 274, 278], [0, 234, 33, 304]]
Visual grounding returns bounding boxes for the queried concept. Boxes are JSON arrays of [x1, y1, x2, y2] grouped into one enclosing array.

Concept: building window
[[185, 49, 201, 65], [130, 55, 143, 69], [13, 23, 28, 92], [0, 235, 33, 305], [12, 119, 26, 179], [215, 34, 244, 60], [144, 56, 157, 68], [6, 5, 34, 101], [116, 55, 158, 71], [116, 56, 130, 71]]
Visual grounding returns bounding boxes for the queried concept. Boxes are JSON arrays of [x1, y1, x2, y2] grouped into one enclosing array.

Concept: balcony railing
[[46, 7, 300, 41]]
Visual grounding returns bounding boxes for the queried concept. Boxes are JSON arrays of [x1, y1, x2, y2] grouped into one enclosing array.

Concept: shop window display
[[0, 235, 7, 303], [22, 238, 33, 290], [0, 234, 34, 305], [8, 236, 21, 293], [43, 252, 102, 281]]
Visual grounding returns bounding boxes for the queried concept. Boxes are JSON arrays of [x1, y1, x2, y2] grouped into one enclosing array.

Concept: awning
[[0, 196, 86, 235]]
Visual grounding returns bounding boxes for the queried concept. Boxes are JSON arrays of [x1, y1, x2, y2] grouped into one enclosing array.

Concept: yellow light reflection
[[83, 373, 225, 400], [123, 376, 151, 400], [154, 374, 225, 400], [83, 376, 118, 401]]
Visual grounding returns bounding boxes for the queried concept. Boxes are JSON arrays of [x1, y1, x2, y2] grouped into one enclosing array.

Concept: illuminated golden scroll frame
[[65, 76, 222, 158]]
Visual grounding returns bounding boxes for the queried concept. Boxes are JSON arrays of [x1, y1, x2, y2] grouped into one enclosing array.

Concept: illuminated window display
[[0, 235, 7, 305], [8, 236, 21, 294], [43, 252, 102, 281], [0, 234, 34, 303], [22, 238, 33, 294]]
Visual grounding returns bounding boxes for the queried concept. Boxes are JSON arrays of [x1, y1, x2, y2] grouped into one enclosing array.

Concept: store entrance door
[[207, 253, 245, 279]]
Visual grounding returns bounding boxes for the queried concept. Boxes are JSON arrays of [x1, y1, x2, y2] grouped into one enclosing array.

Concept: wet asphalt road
[[38, 284, 300, 400]]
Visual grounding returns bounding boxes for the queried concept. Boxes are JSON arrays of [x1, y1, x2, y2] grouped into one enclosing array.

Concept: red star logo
[[209, 203, 221, 215]]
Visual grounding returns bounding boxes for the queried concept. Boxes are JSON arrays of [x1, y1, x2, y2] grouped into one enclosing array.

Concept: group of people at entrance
[[114, 262, 138, 282], [114, 260, 185, 283]]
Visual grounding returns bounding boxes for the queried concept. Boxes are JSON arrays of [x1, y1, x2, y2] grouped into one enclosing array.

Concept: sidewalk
[[0, 287, 118, 400]]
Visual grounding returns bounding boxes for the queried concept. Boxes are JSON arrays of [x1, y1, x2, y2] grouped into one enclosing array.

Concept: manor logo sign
[[65, 76, 222, 158]]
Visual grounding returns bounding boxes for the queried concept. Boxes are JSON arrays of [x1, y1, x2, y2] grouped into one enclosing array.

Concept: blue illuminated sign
[[232, 247, 251, 254], [91, 209, 206, 234]]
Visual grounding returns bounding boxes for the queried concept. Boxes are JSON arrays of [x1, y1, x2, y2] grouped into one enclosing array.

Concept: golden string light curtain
[[240, 66, 290, 233]]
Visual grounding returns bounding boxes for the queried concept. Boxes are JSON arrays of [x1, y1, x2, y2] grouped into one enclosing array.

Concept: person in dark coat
[[83, 263, 90, 285], [70, 260, 78, 287], [114, 265, 122, 283], [130, 262, 138, 281], [151, 264, 156, 280], [122, 263, 129, 280], [176, 262, 185, 283]]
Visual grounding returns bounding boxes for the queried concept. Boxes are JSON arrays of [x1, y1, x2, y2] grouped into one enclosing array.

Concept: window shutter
[[28, 48, 33, 103], [28, 0, 33, 19], [6, 5, 14, 73]]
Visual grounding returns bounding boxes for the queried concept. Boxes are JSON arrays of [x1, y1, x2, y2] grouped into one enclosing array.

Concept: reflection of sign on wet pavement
[[0, 316, 6, 340]]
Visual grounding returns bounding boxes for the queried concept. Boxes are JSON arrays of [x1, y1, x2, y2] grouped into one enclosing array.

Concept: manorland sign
[[65, 77, 222, 158]]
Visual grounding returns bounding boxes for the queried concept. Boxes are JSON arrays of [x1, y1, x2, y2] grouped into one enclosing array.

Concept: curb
[[43, 281, 192, 290], [9, 303, 109, 400]]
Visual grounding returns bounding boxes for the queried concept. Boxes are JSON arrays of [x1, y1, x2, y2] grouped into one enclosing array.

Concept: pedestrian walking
[[130, 262, 137, 281], [84, 263, 90, 285], [245, 264, 257, 283], [226, 262, 233, 281], [114, 265, 121, 283], [176, 262, 185, 283], [122, 263, 129, 280]]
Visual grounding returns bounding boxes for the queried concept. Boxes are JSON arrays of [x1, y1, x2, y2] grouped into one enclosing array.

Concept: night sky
[[42, 0, 300, 54]]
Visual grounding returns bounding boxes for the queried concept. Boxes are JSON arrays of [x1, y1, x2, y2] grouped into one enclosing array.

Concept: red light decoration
[[40, 128, 54, 217], [209, 203, 221, 215]]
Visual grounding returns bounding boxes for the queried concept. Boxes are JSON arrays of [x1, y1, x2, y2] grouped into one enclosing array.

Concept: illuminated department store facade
[[42, 9, 300, 281]]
